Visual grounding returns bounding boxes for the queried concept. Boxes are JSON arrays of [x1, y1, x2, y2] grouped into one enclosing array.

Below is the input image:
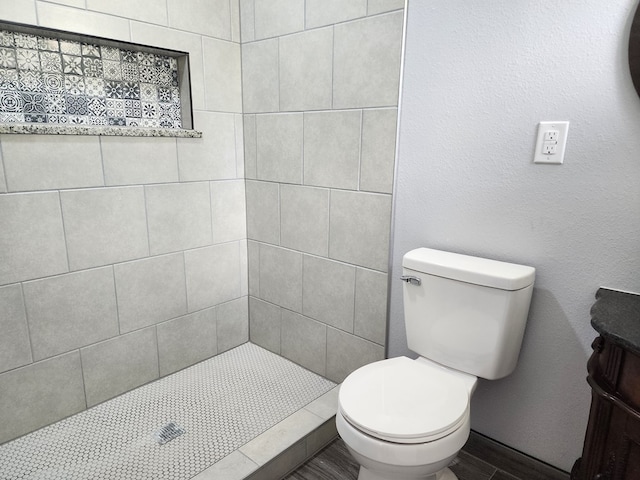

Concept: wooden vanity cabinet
[[571, 288, 640, 480]]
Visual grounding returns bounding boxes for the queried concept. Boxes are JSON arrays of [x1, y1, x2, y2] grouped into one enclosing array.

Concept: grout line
[[357, 109, 363, 191], [19, 282, 36, 365], [57, 190, 72, 273], [77, 347, 89, 410], [142, 185, 152, 257], [111, 265, 122, 335]]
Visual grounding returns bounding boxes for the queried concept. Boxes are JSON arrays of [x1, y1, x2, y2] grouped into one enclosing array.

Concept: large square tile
[[0, 192, 68, 285], [145, 182, 212, 255], [211, 180, 247, 244], [245, 180, 280, 244], [354, 268, 388, 345], [114, 253, 187, 333], [306, 0, 366, 28], [279, 28, 333, 111], [61, 186, 149, 271], [254, 0, 304, 40], [367, 0, 405, 15], [102, 136, 179, 186], [0, 352, 85, 445], [217, 297, 249, 353], [167, 0, 231, 39], [329, 190, 391, 271], [258, 244, 302, 312], [203, 37, 242, 112], [192, 451, 258, 480], [81, 327, 159, 407], [302, 255, 355, 332], [281, 310, 327, 376], [184, 243, 242, 312], [256, 113, 303, 183], [0, 284, 32, 374], [326, 328, 384, 383], [157, 307, 217, 376], [86, 0, 168, 24], [303, 111, 361, 189], [23, 267, 119, 361], [360, 108, 397, 193], [249, 297, 281, 354], [280, 185, 329, 256], [178, 111, 237, 181], [1, 135, 103, 191], [333, 12, 403, 108], [242, 39, 279, 113]]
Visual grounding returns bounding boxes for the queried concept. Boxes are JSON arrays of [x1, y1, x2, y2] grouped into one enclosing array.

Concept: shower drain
[[153, 422, 185, 445]]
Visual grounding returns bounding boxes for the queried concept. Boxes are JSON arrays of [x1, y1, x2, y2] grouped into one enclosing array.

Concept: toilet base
[[358, 465, 458, 480]]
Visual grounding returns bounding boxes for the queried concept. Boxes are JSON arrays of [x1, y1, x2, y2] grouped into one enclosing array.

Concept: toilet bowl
[[337, 356, 476, 480], [336, 248, 536, 480]]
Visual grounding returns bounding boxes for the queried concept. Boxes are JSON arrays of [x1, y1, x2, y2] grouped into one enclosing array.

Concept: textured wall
[[240, 0, 405, 383], [0, 0, 247, 444], [390, 0, 640, 471]]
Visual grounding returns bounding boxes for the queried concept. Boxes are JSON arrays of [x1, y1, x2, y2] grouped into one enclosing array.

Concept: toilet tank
[[402, 248, 535, 380]]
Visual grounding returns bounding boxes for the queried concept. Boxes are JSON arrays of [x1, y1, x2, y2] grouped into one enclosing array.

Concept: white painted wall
[[390, 0, 640, 471]]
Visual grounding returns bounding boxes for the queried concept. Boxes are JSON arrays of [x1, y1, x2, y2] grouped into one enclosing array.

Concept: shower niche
[[0, 20, 199, 137]]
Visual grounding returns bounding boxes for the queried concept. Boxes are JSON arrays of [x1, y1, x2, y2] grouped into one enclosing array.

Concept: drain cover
[[153, 422, 185, 445]]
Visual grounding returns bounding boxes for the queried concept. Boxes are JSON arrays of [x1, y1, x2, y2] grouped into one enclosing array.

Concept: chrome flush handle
[[400, 275, 421, 286]]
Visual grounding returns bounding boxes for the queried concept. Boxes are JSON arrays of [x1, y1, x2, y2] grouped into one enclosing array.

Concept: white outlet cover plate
[[533, 121, 569, 164]]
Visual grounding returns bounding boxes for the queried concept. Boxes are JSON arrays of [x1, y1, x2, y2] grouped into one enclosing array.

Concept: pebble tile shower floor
[[0, 343, 336, 480]]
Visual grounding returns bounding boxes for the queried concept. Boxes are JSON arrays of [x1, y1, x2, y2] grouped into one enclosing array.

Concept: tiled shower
[[0, 0, 404, 467]]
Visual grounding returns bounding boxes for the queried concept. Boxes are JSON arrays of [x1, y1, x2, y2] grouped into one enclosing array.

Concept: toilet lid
[[339, 357, 470, 444]]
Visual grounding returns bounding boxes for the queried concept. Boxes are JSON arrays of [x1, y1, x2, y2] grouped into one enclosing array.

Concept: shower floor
[[0, 343, 337, 480]]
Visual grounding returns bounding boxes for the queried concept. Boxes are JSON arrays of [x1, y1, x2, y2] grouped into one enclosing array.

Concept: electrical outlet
[[533, 121, 569, 164]]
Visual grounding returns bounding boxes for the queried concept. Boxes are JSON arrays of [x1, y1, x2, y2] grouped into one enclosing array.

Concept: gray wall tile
[[281, 310, 327, 376], [242, 39, 279, 113], [217, 297, 249, 353], [240, 0, 256, 42], [280, 185, 329, 256], [333, 12, 403, 108], [354, 268, 388, 345], [211, 180, 247, 244], [1, 135, 103, 192], [157, 307, 217, 376], [244, 115, 258, 179], [248, 240, 260, 297], [81, 327, 159, 407], [101, 137, 179, 186], [146, 182, 213, 255], [203, 37, 242, 113], [235, 114, 245, 178], [231, 0, 241, 42], [193, 451, 258, 480], [61, 187, 149, 271], [184, 243, 242, 312], [23, 267, 119, 361], [303, 111, 361, 189], [259, 244, 302, 312], [279, 28, 333, 111], [254, 0, 304, 39], [0, 284, 32, 373], [256, 113, 303, 183], [167, 0, 231, 39], [0, 147, 6, 193], [246, 180, 280, 244], [326, 328, 384, 383], [249, 297, 281, 354], [368, 0, 405, 15], [360, 108, 397, 193], [114, 254, 188, 334], [0, 192, 68, 286], [0, 352, 85, 445], [329, 190, 391, 271], [302, 256, 355, 332], [178, 111, 238, 181], [306, 0, 367, 29]]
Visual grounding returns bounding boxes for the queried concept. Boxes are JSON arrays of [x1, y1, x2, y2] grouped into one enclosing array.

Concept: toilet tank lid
[[403, 248, 535, 291]]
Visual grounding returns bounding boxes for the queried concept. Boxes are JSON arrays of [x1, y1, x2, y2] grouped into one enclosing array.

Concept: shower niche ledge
[[0, 21, 201, 138]]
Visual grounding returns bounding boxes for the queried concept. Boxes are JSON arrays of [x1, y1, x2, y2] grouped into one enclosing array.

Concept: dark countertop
[[591, 287, 640, 356]]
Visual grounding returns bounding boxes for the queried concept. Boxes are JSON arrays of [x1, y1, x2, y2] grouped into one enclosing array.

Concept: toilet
[[337, 248, 535, 480]]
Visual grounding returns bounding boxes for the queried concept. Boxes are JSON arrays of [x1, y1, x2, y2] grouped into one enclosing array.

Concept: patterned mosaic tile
[[0, 28, 183, 129], [0, 343, 336, 480]]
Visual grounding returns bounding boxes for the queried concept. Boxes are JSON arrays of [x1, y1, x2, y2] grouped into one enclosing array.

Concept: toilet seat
[[339, 357, 470, 444]]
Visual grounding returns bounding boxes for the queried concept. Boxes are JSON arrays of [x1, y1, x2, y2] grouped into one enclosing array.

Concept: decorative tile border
[[0, 25, 197, 136]]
